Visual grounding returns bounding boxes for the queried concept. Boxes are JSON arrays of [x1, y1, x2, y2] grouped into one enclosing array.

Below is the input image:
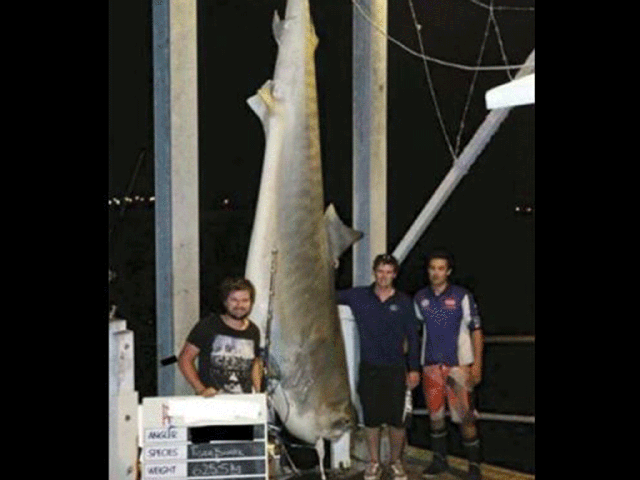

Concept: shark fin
[[272, 11, 283, 45], [308, 18, 319, 51], [324, 204, 364, 264], [247, 80, 275, 131]]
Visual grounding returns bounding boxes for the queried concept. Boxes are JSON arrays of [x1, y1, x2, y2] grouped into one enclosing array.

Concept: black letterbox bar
[[188, 424, 265, 443]]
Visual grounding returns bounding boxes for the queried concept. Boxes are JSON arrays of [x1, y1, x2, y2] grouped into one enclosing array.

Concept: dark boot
[[422, 428, 448, 477], [463, 436, 482, 480]]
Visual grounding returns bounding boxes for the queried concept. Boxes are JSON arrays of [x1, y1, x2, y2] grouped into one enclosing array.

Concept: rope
[[454, 6, 493, 156], [108, 148, 148, 243], [487, 0, 515, 81], [350, 0, 534, 72], [264, 249, 278, 380], [353, 0, 533, 162], [467, 0, 535, 12], [405, 0, 456, 161]]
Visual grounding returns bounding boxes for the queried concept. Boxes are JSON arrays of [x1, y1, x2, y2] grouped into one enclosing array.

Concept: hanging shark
[[244, 0, 362, 470]]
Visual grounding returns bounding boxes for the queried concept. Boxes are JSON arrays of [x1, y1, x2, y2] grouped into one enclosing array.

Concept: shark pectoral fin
[[308, 19, 319, 51], [272, 11, 283, 45], [247, 80, 275, 130], [324, 203, 364, 263]]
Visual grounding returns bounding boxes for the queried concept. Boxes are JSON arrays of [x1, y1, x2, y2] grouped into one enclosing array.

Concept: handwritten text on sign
[[188, 458, 265, 477], [188, 441, 265, 459], [145, 459, 265, 478], [144, 441, 265, 461]]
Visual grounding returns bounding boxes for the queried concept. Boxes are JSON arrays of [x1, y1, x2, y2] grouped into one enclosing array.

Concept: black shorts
[[357, 362, 407, 428]]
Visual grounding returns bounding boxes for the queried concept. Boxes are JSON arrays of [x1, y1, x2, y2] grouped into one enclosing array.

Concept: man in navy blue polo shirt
[[337, 254, 420, 480], [414, 250, 484, 480]]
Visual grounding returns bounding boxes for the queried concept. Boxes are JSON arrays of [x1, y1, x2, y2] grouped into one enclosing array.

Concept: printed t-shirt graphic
[[210, 335, 255, 393]]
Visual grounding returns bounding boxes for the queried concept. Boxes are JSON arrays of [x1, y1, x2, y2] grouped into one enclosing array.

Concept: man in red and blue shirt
[[413, 251, 484, 480]]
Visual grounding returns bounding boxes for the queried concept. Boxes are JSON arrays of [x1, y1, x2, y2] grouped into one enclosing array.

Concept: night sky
[[108, 0, 535, 334]]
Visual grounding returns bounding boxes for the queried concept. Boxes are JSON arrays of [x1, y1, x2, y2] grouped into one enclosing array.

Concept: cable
[[403, 0, 532, 159], [487, 0, 515, 81], [454, 6, 493, 156], [350, 0, 534, 72], [108, 147, 149, 260], [406, 0, 456, 161], [467, 0, 535, 12]]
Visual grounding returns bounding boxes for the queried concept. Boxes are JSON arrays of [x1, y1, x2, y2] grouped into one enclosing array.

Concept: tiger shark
[[244, 0, 361, 472]]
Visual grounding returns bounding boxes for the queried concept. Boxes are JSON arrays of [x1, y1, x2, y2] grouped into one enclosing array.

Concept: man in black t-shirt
[[178, 278, 263, 395]]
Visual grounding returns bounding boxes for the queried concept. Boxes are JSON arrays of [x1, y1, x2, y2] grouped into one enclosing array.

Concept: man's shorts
[[357, 362, 407, 428], [422, 364, 476, 424]]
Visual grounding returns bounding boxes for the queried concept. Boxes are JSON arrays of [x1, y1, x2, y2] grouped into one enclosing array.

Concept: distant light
[[150, 196, 155, 202], [515, 205, 534, 214]]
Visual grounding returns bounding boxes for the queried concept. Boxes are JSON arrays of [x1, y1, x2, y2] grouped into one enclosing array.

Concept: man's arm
[[177, 342, 217, 396], [251, 357, 264, 393], [469, 329, 484, 387], [404, 300, 422, 389]]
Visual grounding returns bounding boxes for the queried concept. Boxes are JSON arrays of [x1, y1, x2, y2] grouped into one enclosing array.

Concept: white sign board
[[141, 394, 268, 480]]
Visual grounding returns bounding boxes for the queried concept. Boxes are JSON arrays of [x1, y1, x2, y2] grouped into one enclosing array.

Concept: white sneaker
[[391, 461, 408, 480], [364, 462, 382, 480]]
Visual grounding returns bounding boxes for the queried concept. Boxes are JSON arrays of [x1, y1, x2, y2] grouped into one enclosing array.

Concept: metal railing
[[484, 335, 535, 344], [414, 334, 535, 424]]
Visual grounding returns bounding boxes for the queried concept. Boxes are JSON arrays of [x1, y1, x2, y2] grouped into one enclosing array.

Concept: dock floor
[[276, 445, 534, 480]]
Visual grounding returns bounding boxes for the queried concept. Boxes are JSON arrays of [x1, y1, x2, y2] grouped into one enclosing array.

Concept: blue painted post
[[152, 0, 200, 397]]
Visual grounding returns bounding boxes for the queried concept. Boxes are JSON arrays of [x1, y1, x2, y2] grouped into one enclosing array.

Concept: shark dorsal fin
[[247, 80, 275, 132], [272, 11, 284, 45], [324, 204, 364, 264]]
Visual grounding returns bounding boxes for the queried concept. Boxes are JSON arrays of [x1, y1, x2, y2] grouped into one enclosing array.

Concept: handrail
[[412, 409, 535, 424], [410, 333, 535, 424], [484, 335, 535, 344]]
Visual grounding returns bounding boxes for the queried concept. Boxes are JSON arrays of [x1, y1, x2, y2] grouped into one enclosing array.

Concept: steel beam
[[152, 0, 200, 396], [353, 0, 388, 284], [393, 50, 535, 264]]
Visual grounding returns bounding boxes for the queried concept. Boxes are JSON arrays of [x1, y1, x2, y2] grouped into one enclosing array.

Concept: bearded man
[[178, 277, 263, 395]]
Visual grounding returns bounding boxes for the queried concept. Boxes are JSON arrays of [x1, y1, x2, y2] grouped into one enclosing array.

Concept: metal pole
[[484, 335, 535, 344], [353, 0, 388, 284], [412, 409, 535, 424], [393, 50, 535, 264], [153, 0, 200, 396], [109, 319, 139, 479]]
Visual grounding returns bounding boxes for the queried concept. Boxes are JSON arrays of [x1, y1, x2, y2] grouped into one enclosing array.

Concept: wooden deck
[[276, 445, 534, 480], [402, 445, 534, 480]]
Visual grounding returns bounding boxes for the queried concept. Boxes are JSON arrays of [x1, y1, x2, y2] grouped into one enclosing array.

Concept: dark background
[[108, 0, 534, 473]]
